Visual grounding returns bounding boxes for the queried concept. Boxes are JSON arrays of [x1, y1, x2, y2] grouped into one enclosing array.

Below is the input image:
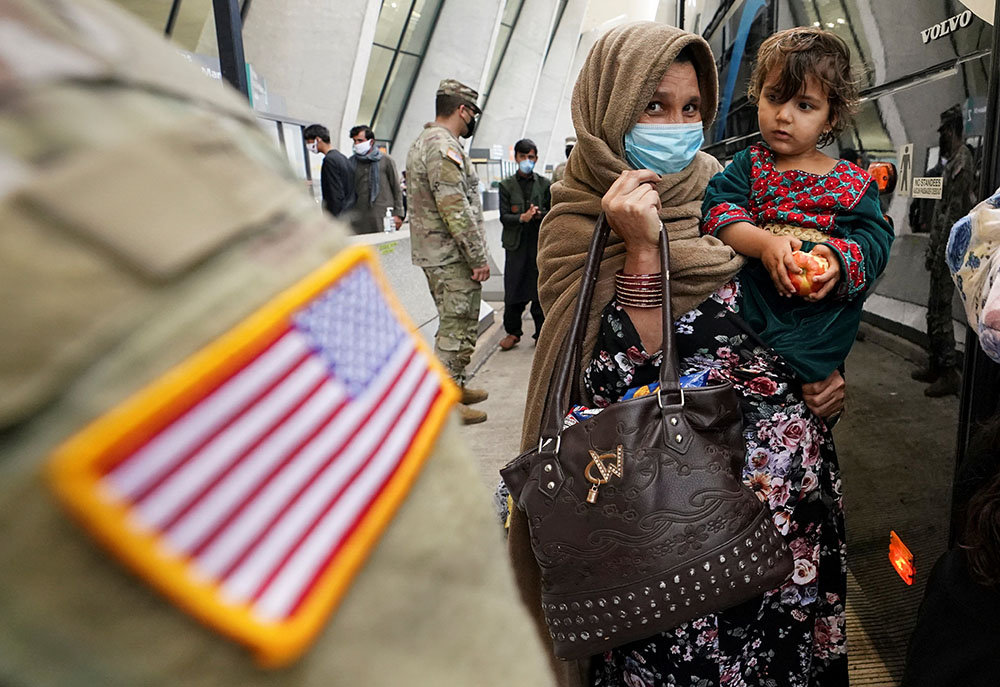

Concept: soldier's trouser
[[926, 260, 957, 370], [422, 263, 481, 386]]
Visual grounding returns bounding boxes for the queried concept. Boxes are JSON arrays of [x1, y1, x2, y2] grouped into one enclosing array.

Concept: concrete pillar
[[525, 0, 588, 172], [540, 16, 630, 174], [394, 0, 505, 162], [471, 0, 561, 156], [655, 0, 678, 26], [198, 0, 381, 152]]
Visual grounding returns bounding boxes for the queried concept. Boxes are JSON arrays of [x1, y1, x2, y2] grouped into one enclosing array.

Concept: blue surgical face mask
[[518, 159, 535, 175], [623, 122, 704, 175]]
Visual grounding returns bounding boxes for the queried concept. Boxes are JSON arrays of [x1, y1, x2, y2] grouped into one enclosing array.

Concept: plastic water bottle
[[383, 208, 395, 233]]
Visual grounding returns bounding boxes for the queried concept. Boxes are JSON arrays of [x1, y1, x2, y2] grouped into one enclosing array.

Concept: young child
[[701, 27, 894, 383]]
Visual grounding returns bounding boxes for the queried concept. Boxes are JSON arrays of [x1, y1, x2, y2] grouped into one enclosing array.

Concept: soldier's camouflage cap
[[437, 79, 480, 114], [938, 104, 963, 131]]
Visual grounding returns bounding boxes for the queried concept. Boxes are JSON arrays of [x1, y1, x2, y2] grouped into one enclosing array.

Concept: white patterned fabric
[[947, 188, 1000, 362]]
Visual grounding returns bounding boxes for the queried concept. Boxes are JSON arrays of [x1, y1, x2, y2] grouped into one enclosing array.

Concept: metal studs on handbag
[[501, 214, 793, 660]]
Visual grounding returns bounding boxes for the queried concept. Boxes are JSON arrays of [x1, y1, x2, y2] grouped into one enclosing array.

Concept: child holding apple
[[701, 27, 894, 383]]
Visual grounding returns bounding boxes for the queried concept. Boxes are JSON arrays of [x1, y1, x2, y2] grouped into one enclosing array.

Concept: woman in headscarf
[[509, 22, 848, 687]]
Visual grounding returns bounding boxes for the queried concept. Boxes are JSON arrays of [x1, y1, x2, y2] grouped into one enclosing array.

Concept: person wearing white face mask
[[349, 125, 405, 234], [303, 124, 356, 219], [498, 138, 551, 350]]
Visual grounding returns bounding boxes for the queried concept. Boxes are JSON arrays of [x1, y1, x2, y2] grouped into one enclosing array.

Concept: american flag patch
[[47, 246, 458, 666]]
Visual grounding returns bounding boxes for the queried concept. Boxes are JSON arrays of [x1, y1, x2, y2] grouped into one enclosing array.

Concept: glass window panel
[[256, 117, 282, 152], [374, 53, 420, 144], [400, 0, 442, 54], [374, 0, 411, 48], [483, 24, 512, 98], [111, 0, 169, 34], [280, 122, 308, 180], [358, 45, 395, 126], [501, 0, 524, 27], [168, 0, 213, 51]]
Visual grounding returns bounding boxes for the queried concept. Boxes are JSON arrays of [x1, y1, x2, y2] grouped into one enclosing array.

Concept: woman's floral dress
[[588, 282, 848, 687]]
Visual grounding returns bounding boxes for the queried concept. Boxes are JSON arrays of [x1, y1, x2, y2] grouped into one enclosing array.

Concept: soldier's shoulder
[[412, 126, 459, 161]]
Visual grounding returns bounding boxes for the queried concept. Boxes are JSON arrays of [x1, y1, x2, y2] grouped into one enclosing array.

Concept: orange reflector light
[[889, 530, 915, 585], [868, 161, 898, 194]]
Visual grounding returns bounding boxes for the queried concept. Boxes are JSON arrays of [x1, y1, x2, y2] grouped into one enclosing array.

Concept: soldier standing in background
[[0, 1, 556, 684], [913, 105, 976, 397], [406, 79, 491, 425], [551, 135, 575, 183]]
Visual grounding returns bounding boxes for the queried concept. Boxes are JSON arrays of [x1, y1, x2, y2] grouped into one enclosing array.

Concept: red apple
[[788, 250, 830, 296]]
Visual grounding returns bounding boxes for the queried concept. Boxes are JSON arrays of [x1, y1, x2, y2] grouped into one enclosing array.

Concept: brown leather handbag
[[501, 216, 792, 660]]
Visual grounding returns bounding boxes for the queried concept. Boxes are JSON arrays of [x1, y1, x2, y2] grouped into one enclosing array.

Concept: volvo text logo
[[921, 10, 973, 43]]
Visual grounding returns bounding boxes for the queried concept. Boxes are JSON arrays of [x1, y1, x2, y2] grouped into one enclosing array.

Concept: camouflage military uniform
[[552, 162, 567, 183], [0, 1, 555, 684], [551, 136, 575, 183], [926, 143, 976, 371], [407, 91, 489, 386]]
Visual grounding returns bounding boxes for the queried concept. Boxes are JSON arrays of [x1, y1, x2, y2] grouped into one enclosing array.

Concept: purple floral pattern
[[587, 282, 847, 687]]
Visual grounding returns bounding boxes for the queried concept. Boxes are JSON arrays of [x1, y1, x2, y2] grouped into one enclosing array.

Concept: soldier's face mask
[[460, 105, 479, 138]]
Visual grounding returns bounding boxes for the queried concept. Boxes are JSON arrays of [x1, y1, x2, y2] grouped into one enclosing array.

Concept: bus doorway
[[685, 0, 1000, 680]]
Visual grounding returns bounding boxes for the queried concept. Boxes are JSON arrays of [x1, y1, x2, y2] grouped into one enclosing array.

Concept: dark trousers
[[926, 261, 957, 370], [504, 299, 544, 339]]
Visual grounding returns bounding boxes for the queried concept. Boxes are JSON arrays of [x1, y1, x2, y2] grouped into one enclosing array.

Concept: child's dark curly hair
[[747, 27, 859, 148]]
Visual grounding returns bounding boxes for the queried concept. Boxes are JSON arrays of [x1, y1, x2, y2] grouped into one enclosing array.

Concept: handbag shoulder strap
[[538, 215, 685, 447]]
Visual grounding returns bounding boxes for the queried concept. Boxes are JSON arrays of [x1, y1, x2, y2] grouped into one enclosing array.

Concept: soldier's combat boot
[[911, 366, 939, 383], [458, 404, 487, 425], [924, 368, 961, 397], [460, 386, 489, 405]]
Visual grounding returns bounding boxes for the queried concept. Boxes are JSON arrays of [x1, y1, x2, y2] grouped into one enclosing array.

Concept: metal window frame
[[385, 0, 446, 146], [165, 0, 183, 36], [953, 0, 1000, 544], [370, 0, 420, 127], [480, 0, 528, 110], [212, 0, 250, 98], [541, 0, 569, 61]]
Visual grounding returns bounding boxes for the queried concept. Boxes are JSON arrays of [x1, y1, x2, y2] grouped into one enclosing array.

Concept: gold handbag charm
[[584, 445, 624, 504]]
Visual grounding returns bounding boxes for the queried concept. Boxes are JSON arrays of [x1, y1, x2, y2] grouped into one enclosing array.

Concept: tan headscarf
[[520, 22, 744, 451], [509, 22, 745, 684]]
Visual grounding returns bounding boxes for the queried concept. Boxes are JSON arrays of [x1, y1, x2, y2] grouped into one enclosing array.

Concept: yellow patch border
[[46, 244, 458, 667]]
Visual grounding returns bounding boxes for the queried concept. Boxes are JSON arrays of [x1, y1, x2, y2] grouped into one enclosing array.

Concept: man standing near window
[[349, 126, 405, 234], [497, 138, 549, 350], [407, 79, 490, 425], [304, 124, 356, 219]]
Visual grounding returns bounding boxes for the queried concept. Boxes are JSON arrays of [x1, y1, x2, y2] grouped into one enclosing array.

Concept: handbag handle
[[538, 214, 684, 449]]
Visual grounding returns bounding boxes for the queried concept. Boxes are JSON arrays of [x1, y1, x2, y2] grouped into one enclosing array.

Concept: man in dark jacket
[[498, 138, 550, 350], [349, 125, 405, 234], [304, 124, 356, 219]]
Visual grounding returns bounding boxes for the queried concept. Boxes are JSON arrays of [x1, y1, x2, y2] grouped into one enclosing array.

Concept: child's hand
[[760, 234, 803, 297], [805, 244, 841, 301]]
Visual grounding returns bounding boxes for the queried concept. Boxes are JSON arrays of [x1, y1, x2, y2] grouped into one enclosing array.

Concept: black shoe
[[911, 366, 939, 383], [925, 368, 961, 397]]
